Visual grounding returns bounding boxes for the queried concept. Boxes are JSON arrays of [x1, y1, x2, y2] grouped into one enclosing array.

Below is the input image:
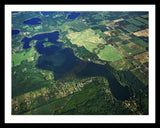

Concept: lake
[[12, 11, 19, 13], [12, 30, 20, 35], [21, 31, 130, 100], [22, 31, 62, 50], [23, 18, 42, 25], [41, 11, 69, 16], [41, 11, 57, 16], [67, 12, 80, 19]]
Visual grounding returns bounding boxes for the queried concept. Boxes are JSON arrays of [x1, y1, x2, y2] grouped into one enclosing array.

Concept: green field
[[131, 68, 148, 86], [67, 29, 123, 62], [98, 45, 123, 62], [129, 37, 148, 48], [25, 95, 72, 115], [126, 18, 144, 26], [124, 24, 140, 32], [12, 48, 36, 67], [110, 58, 133, 71], [121, 45, 134, 53], [135, 17, 148, 25]]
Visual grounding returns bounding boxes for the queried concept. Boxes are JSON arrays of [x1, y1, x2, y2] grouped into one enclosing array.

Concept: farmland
[[67, 29, 123, 62], [66, 28, 106, 51], [126, 18, 144, 26], [133, 29, 148, 37], [98, 45, 123, 62], [129, 37, 148, 48], [109, 59, 133, 70]]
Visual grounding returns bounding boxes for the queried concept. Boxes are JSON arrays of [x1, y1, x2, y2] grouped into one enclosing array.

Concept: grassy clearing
[[67, 29, 106, 52], [110, 58, 133, 70], [67, 29, 123, 62], [59, 19, 88, 32], [98, 45, 123, 62], [12, 48, 36, 67]]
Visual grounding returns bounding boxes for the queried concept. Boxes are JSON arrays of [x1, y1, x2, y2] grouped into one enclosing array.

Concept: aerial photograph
[[12, 11, 149, 115]]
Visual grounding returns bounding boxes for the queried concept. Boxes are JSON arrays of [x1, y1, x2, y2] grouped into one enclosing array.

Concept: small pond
[[12, 30, 20, 35]]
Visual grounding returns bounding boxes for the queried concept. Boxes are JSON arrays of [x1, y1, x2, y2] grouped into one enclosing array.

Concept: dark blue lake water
[[12, 30, 20, 35], [63, 11, 69, 14], [22, 31, 62, 50], [12, 11, 19, 13], [41, 11, 69, 16], [21, 31, 130, 100], [67, 12, 80, 19], [41, 11, 57, 16], [23, 18, 42, 25]]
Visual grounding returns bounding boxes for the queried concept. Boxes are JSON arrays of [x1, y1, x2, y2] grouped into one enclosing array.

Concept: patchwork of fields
[[66, 13, 149, 86], [67, 29, 123, 62]]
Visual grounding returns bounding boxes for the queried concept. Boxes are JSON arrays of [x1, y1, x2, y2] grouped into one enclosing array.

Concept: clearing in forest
[[67, 29, 123, 62]]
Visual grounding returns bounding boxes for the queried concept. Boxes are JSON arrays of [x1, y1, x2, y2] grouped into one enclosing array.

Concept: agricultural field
[[129, 37, 148, 48], [66, 28, 106, 50], [109, 58, 133, 71], [135, 17, 148, 25], [122, 24, 141, 33], [67, 29, 123, 62], [131, 68, 148, 86], [134, 52, 149, 64], [98, 45, 123, 62], [120, 42, 146, 56], [121, 45, 135, 54], [133, 29, 148, 37], [126, 18, 144, 27]]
